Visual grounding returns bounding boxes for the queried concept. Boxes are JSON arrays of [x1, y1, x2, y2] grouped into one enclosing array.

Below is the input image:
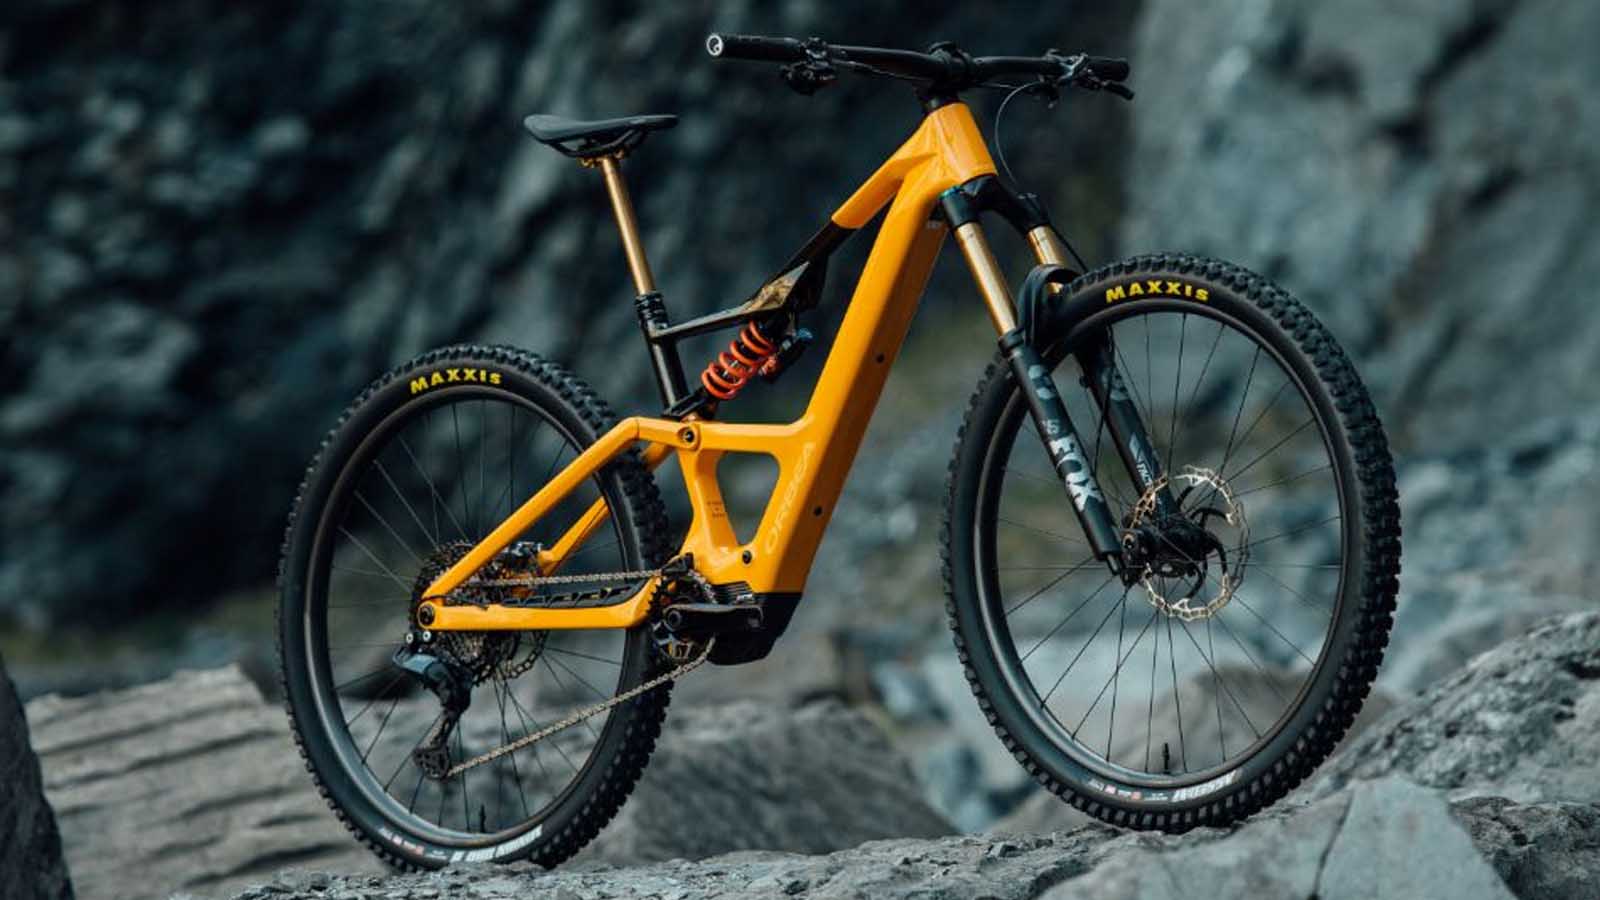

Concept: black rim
[[974, 300, 1351, 789], [302, 384, 641, 846]]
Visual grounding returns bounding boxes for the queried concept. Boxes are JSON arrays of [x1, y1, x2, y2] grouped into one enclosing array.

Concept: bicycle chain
[[429, 563, 712, 777], [444, 637, 713, 778]]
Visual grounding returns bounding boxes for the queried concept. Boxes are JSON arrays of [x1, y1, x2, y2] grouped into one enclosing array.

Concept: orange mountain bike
[[278, 33, 1400, 869]]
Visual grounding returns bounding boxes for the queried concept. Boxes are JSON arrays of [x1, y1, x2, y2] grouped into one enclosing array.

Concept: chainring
[[648, 565, 715, 663]]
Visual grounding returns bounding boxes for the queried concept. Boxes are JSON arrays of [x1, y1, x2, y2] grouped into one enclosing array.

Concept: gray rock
[[231, 779, 1588, 900], [1379, 418, 1600, 697], [25, 666, 380, 900], [1454, 796, 1600, 900], [361, 694, 955, 865], [1312, 611, 1600, 804], [1039, 779, 1513, 900], [235, 828, 1127, 900], [1121, 0, 1600, 455], [577, 700, 955, 865], [0, 651, 74, 900]]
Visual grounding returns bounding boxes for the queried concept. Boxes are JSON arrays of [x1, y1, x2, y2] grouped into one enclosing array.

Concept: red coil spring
[[700, 321, 779, 401]]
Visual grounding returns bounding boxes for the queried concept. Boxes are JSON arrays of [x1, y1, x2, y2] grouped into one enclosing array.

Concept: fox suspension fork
[[942, 186, 1179, 572]]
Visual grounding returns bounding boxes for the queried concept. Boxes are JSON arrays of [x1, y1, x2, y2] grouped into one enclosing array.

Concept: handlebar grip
[[706, 33, 806, 62], [1083, 56, 1131, 82]]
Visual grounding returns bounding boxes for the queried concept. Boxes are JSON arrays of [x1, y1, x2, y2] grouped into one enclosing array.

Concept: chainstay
[[444, 638, 713, 778], [434, 567, 660, 609]]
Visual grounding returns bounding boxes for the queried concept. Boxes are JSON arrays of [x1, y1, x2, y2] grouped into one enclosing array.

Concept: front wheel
[[943, 254, 1400, 831]]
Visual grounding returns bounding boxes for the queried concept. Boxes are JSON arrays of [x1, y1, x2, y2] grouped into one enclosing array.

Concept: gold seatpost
[[590, 155, 657, 295]]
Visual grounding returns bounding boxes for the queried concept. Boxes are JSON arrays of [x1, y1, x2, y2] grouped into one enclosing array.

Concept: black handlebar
[[705, 32, 1131, 98], [705, 33, 806, 63], [1082, 56, 1130, 83]]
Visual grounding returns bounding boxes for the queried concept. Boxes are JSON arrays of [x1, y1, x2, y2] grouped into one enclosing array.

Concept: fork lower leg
[[998, 330, 1123, 565]]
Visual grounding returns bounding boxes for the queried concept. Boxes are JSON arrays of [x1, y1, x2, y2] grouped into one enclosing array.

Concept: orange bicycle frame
[[419, 101, 1079, 633]]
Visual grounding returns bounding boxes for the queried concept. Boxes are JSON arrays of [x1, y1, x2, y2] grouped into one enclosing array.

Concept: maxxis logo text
[[409, 368, 504, 394], [1104, 280, 1210, 303]]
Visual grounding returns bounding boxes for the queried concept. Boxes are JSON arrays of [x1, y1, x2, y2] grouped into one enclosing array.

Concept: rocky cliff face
[[0, 0, 1136, 630], [1121, 0, 1600, 455], [0, 652, 73, 900]]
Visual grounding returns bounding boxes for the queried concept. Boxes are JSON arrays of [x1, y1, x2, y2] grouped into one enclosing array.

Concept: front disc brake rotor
[[1125, 466, 1250, 621]]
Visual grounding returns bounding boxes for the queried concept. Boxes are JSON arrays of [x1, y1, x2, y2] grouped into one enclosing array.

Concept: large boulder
[[26, 661, 950, 896], [1041, 778, 1513, 900], [1454, 797, 1600, 900], [0, 651, 73, 900], [1311, 611, 1600, 804], [25, 666, 380, 900], [1379, 417, 1600, 696], [362, 695, 956, 864], [577, 700, 955, 864]]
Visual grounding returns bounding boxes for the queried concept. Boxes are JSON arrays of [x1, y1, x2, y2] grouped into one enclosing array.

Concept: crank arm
[[998, 330, 1123, 566]]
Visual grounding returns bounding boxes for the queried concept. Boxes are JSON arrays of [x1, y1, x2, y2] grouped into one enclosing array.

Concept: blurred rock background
[[3, 0, 1599, 877]]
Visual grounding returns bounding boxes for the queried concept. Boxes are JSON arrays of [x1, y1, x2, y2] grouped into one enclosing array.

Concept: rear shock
[[700, 321, 780, 401]]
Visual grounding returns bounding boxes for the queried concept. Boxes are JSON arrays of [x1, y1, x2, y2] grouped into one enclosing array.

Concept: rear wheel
[[278, 344, 672, 868], [944, 255, 1400, 830]]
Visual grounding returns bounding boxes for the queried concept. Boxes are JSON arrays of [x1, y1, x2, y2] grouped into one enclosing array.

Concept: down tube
[[757, 215, 948, 592]]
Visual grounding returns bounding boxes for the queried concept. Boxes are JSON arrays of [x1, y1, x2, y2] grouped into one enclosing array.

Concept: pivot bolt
[[417, 604, 436, 626], [741, 549, 753, 564], [679, 427, 696, 444]]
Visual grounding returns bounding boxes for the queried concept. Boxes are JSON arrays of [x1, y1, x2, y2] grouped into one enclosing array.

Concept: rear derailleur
[[392, 642, 473, 779]]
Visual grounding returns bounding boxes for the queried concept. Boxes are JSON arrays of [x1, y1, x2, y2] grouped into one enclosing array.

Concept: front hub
[[1122, 466, 1249, 621]]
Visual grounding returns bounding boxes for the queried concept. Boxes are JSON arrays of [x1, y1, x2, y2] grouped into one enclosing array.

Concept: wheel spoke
[[1167, 313, 1186, 472], [1006, 556, 1099, 617], [1229, 592, 1317, 666], [398, 435, 471, 543], [1022, 573, 1119, 662], [1222, 416, 1315, 485], [1240, 514, 1341, 552], [358, 491, 423, 567], [1212, 612, 1289, 706], [370, 462, 437, 552], [1250, 562, 1331, 614], [998, 515, 1089, 547], [1166, 615, 1188, 772], [1176, 618, 1262, 740], [337, 528, 411, 592], [494, 681, 533, 821], [1040, 583, 1130, 706], [1176, 321, 1226, 443], [1216, 345, 1262, 478], [1232, 463, 1332, 500]]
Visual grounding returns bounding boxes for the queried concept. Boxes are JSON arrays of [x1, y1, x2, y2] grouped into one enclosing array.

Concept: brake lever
[[780, 37, 836, 95], [1045, 49, 1135, 102]]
